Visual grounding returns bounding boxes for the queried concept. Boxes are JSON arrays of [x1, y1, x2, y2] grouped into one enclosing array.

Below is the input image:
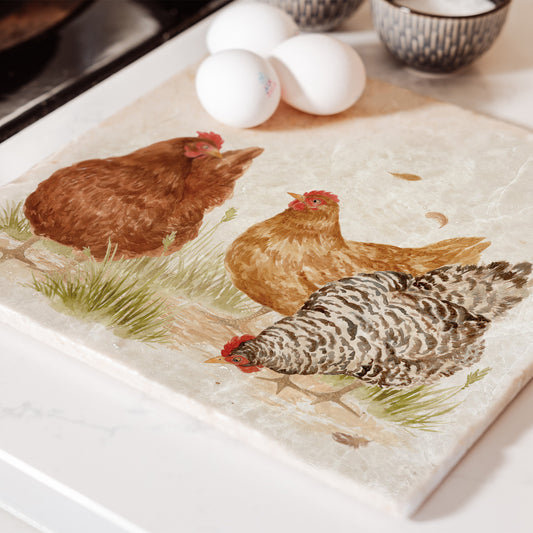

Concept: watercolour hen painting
[[0, 69, 532, 516]]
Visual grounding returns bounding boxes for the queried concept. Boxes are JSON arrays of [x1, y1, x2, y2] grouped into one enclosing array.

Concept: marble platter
[[0, 67, 532, 516]]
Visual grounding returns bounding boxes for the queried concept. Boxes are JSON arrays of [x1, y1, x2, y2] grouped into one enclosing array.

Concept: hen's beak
[[205, 355, 227, 364], [288, 192, 305, 202], [211, 150, 223, 159]]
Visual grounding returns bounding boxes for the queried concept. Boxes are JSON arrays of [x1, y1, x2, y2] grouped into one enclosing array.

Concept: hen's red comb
[[221, 335, 255, 357], [197, 131, 224, 150], [304, 190, 339, 203]]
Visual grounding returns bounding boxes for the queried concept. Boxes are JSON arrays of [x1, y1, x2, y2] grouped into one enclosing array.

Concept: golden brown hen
[[24, 132, 263, 259], [225, 190, 490, 315]]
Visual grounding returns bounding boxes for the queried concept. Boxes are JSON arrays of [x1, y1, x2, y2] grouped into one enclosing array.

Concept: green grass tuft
[[31, 247, 173, 345], [27, 207, 256, 345], [124, 208, 259, 316], [0, 201, 33, 241], [322, 368, 491, 431], [462, 367, 491, 389], [355, 383, 461, 432]]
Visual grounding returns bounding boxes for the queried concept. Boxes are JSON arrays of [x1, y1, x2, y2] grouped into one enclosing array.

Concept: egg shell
[[270, 34, 367, 115], [196, 50, 281, 128], [206, 2, 299, 57]]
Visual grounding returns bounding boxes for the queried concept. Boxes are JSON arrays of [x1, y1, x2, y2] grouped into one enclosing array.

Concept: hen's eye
[[201, 144, 210, 150], [232, 356, 242, 363], [310, 199, 321, 204]]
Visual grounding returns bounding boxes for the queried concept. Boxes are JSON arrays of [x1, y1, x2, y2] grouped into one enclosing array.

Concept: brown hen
[[225, 190, 490, 315], [24, 132, 263, 259]]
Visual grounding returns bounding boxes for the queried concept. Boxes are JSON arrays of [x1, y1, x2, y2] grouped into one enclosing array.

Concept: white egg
[[206, 2, 299, 57], [270, 34, 367, 116], [196, 49, 281, 128]]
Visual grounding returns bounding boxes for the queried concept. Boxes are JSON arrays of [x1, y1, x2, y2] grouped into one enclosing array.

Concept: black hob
[[0, 0, 227, 142]]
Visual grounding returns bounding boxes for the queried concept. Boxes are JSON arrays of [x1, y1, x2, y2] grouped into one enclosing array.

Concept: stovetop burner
[[0, 0, 227, 142]]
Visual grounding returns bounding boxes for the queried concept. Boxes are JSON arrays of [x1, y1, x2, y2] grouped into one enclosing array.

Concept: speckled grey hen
[[212, 262, 531, 387]]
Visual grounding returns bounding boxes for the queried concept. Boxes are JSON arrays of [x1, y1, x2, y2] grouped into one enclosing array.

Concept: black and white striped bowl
[[370, 0, 512, 73], [260, 0, 365, 31]]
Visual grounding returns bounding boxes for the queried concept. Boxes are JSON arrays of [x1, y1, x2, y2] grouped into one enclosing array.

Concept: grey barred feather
[[232, 262, 531, 387], [412, 262, 532, 319]]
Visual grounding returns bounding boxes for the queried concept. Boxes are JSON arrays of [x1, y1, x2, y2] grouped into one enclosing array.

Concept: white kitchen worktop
[[1, 1, 532, 532]]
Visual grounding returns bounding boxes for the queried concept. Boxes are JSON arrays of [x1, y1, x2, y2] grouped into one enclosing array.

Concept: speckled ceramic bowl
[[260, 0, 365, 31], [370, 0, 512, 73]]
